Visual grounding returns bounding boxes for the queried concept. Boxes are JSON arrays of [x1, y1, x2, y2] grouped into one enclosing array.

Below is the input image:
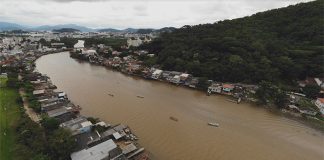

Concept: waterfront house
[[151, 69, 163, 79], [161, 71, 171, 80], [60, 116, 93, 136], [82, 49, 97, 56], [300, 109, 318, 116], [222, 84, 235, 95], [208, 83, 222, 93], [126, 64, 141, 73], [180, 73, 191, 83], [315, 98, 324, 116], [287, 104, 317, 116], [41, 102, 65, 112], [57, 92, 67, 99], [46, 106, 77, 123], [314, 78, 324, 89], [121, 143, 137, 155], [70, 139, 123, 160], [188, 77, 199, 88], [170, 75, 181, 84], [33, 89, 45, 96]]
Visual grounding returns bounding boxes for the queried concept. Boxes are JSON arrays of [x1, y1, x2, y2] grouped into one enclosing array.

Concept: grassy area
[[0, 77, 21, 160]]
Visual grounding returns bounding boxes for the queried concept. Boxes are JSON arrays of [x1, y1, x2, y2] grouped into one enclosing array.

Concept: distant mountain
[[123, 28, 138, 33], [35, 24, 94, 32], [0, 22, 175, 33], [0, 22, 27, 31], [136, 29, 155, 34], [53, 28, 81, 33], [97, 28, 122, 32], [97, 28, 138, 33]]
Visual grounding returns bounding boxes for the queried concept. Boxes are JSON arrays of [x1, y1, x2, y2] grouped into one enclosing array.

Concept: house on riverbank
[[315, 98, 324, 116]]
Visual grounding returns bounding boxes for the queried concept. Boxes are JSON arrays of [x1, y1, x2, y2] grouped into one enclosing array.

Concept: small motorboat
[[169, 116, 178, 122], [137, 95, 144, 98], [108, 93, 114, 97], [208, 122, 219, 127]]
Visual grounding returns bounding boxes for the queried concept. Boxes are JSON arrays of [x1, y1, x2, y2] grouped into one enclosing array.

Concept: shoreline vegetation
[[0, 50, 150, 160], [1, 54, 78, 160]]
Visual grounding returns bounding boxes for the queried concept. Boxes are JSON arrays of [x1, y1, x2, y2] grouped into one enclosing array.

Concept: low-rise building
[[60, 116, 93, 136], [208, 83, 222, 93], [170, 75, 181, 84], [315, 98, 324, 115], [74, 40, 85, 51], [222, 84, 234, 94], [33, 89, 45, 96], [70, 139, 122, 160], [151, 69, 163, 79]]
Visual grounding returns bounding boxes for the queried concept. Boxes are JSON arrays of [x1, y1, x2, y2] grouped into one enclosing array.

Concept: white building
[[83, 49, 97, 56], [315, 98, 324, 115], [314, 78, 324, 89], [127, 38, 142, 47], [70, 139, 117, 160], [208, 83, 222, 93], [60, 116, 93, 136], [74, 40, 85, 50], [171, 75, 181, 84], [151, 69, 163, 79]]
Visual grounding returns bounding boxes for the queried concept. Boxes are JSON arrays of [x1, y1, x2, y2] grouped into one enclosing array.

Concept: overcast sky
[[0, 0, 312, 29]]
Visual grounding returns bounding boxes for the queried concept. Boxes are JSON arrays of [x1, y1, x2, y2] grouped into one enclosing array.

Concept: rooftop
[[70, 139, 117, 160]]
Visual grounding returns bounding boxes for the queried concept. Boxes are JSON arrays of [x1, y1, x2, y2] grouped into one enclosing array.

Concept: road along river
[[36, 52, 324, 160]]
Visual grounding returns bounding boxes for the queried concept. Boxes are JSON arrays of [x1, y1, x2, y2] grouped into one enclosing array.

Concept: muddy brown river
[[35, 52, 324, 160]]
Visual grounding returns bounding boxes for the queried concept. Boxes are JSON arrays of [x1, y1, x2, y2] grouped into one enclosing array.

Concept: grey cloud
[[0, 0, 312, 29]]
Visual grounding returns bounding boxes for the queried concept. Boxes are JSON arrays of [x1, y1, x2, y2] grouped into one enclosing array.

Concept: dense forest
[[141, 0, 324, 85]]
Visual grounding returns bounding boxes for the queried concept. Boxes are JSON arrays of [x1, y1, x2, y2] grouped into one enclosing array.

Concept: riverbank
[[35, 52, 324, 160], [1, 49, 151, 159], [69, 51, 324, 132]]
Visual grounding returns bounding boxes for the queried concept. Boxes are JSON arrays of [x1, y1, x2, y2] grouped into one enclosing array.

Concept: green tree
[[47, 128, 76, 160], [31, 154, 51, 160], [41, 116, 60, 132], [197, 77, 209, 90], [273, 90, 288, 108], [303, 84, 320, 99]]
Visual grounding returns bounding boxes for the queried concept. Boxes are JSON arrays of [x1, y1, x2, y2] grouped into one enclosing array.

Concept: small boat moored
[[169, 116, 178, 122], [208, 122, 219, 127], [108, 93, 114, 97], [137, 95, 144, 98]]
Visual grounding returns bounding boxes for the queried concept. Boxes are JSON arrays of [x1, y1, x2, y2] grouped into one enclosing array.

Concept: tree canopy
[[141, 0, 324, 85]]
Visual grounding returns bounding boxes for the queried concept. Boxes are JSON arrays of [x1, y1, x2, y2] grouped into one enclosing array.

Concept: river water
[[35, 52, 324, 160]]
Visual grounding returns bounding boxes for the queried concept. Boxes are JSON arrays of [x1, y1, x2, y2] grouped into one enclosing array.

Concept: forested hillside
[[141, 0, 324, 84]]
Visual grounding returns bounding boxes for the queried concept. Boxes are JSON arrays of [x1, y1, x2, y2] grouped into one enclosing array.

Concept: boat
[[208, 122, 219, 127], [137, 95, 144, 98], [108, 93, 114, 97], [169, 116, 178, 122]]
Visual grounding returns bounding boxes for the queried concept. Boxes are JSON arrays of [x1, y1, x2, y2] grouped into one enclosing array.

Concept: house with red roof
[[222, 84, 235, 95]]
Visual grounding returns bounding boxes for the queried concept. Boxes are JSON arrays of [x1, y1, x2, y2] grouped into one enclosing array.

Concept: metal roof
[[70, 139, 117, 160]]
